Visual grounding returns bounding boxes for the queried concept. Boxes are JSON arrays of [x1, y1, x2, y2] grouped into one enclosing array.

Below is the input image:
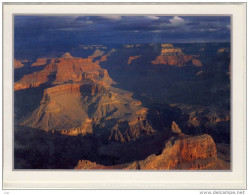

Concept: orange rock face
[[127, 55, 141, 64], [126, 134, 217, 170], [14, 53, 111, 91], [43, 83, 82, 97], [14, 59, 24, 69], [152, 55, 188, 67], [14, 69, 52, 91]]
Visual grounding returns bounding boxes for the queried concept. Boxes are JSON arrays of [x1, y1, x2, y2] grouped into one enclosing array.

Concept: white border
[[3, 3, 246, 189]]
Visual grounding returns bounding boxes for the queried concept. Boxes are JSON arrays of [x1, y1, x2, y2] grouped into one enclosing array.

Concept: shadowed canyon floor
[[14, 43, 230, 170]]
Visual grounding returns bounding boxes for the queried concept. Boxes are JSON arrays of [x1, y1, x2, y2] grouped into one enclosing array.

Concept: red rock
[[14, 69, 52, 91], [75, 134, 218, 170], [127, 134, 217, 170], [151, 44, 202, 67], [14, 53, 112, 91]]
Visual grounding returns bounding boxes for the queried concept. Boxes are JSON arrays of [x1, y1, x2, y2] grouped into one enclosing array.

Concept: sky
[[14, 15, 231, 54]]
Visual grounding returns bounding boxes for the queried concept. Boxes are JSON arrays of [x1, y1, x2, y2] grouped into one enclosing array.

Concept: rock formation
[[18, 53, 155, 142], [127, 55, 141, 64], [14, 53, 111, 91], [171, 121, 181, 134], [75, 134, 217, 170], [15, 43, 229, 170], [151, 44, 202, 67], [14, 59, 24, 69], [126, 134, 217, 170], [31, 58, 49, 67], [89, 49, 105, 59]]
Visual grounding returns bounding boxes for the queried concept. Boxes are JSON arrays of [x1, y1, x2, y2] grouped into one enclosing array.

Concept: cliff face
[[14, 69, 52, 91], [75, 134, 217, 170], [14, 53, 112, 91], [129, 134, 217, 170]]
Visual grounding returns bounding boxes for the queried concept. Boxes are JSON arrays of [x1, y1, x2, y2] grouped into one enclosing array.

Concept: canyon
[[14, 43, 230, 170]]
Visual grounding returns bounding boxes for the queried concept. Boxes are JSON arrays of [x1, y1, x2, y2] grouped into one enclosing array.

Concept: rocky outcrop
[[14, 59, 24, 69], [171, 121, 181, 134], [75, 134, 217, 170], [21, 80, 154, 141], [61, 52, 73, 58], [126, 134, 217, 170], [89, 49, 105, 59], [14, 69, 53, 91], [151, 44, 202, 67], [108, 119, 155, 143], [14, 53, 112, 91], [127, 55, 141, 64]]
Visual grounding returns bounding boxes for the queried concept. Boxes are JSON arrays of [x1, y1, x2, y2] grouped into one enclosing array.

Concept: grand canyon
[[14, 16, 230, 170]]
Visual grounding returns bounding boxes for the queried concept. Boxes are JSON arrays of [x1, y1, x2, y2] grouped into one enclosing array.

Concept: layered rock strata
[[151, 44, 202, 67]]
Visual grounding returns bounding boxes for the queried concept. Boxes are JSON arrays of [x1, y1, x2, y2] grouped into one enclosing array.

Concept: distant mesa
[[151, 43, 202, 67], [161, 43, 174, 48]]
